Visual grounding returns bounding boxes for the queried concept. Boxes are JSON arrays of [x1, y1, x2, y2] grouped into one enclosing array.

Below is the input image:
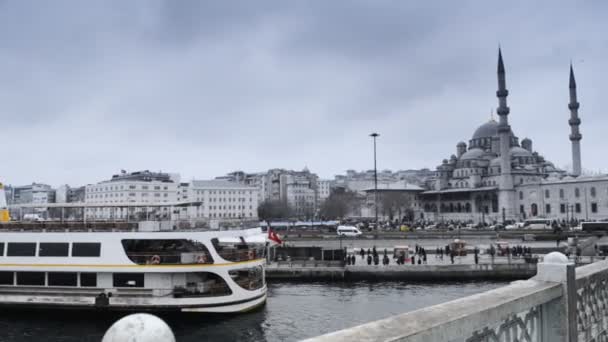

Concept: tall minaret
[[568, 64, 582, 176], [496, 48, 515, 221]]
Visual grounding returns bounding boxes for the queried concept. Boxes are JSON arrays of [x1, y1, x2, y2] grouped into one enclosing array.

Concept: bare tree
[[257, 200, 293, 220], [320, 189, 360, 220], [379, 192, 413, 222]]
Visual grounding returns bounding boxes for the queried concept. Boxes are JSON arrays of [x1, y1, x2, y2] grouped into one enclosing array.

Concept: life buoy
[[248, 250, 255, 260], [197, 254, 207, 264], [150, 255, 161, 264]]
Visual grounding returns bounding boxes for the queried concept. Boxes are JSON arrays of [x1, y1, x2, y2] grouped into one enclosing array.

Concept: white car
[[337, 226, 363, 237], [505, 222, 525, 230]]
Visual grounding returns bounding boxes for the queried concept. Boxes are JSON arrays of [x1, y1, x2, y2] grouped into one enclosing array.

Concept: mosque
[[419, 50, 608, 224]]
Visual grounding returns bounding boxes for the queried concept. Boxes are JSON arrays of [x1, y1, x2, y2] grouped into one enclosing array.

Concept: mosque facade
[[419, 50, 608, 224]]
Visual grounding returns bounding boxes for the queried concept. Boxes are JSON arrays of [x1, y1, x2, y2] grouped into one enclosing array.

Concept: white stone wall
[[515, 178, 608, 221]]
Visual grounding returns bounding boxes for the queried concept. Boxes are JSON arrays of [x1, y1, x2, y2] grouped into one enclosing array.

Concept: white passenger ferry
[[0, 223, 266, 312], [0, 218, 267, 313]]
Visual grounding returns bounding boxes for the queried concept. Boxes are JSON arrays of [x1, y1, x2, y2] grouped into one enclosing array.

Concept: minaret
[[568, 64, 582, 176], [496, 48, 515, 221]]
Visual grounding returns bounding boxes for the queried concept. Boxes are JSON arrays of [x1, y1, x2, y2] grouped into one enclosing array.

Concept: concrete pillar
[[533, 252, 577, 342]]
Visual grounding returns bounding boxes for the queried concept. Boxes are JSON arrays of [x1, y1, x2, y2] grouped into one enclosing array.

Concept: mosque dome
[[472, 120, 499, 139], [510, 146, 533, 157], [457, 141, 466, 147], [460, 148, 485, 160]]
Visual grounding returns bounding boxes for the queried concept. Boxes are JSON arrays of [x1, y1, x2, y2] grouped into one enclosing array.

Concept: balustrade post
[[533, 252, 577, 342]]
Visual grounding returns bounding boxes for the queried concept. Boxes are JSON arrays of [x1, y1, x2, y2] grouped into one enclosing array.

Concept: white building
[[85, 171, 178, 220], [180, 180, 259, 220], [317, 179, 332, 202]]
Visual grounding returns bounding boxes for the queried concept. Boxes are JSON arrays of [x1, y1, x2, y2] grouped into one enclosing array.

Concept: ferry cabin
[[0, 228, 267, 313]]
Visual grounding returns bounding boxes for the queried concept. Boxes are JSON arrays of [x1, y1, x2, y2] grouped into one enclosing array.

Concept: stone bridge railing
[[305, 252, 608, 342]]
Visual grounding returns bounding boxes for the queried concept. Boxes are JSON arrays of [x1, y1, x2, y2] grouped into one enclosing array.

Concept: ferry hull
[[0, 290, 267, 314]]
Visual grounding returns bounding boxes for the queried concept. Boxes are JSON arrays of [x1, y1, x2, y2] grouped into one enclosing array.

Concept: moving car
[[336, 226, 363, 237]]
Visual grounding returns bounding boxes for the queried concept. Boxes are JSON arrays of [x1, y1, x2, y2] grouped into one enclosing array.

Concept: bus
[[522, 219, 552, 229], [581, 221, 608, 234]]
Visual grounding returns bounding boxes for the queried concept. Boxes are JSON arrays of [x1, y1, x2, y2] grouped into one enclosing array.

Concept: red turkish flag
[[268, 226, 283, 245]]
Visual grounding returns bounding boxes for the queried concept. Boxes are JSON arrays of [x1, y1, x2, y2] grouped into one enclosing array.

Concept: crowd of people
[[344, 242, 538, 266]]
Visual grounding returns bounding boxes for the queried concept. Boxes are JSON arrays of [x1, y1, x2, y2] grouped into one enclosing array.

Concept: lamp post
[[370, 133, 379, 230]]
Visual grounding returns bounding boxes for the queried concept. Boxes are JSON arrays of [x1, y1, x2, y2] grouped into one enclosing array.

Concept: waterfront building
[[219, 168, 324, 218], [419, 50, 608, 223], [178, 180, 259, 221], [5, 183, 56, 205], [84, 170, 179, 220], [333, 169, 432, 194], [317, 179, 332, 202], [56, 185, 86, 203]]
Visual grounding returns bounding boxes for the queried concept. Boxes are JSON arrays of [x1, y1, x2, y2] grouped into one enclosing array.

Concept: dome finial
[[490, 108, 495, 121]]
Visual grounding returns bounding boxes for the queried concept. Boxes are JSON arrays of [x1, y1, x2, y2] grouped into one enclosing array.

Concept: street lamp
[[370, 133, 379, 230]]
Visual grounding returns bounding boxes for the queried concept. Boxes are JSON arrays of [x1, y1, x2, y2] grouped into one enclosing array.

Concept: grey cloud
[[0, 0, 607, 186]]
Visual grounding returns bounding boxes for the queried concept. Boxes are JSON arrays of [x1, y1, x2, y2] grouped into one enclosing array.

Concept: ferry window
[[229, 266, 264, 291], [113, 273, 144, 287], [7, 243, 37, 257], [0, 243, 3, 256], [72, 243, 101, 257], [80, 273, 97, 287], [39, 243, 69, 257], [0, 271, 13, 285], [121, 239, 213, 265], [211, 238, 265, 263], [48, 272, 77, 286], [16, 272, 45, 286]]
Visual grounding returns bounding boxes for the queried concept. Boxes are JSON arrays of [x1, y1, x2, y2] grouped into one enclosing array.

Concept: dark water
[[0, 281, 505, 342]]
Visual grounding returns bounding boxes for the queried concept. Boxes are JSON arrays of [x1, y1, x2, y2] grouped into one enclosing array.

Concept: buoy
[[101, 313, 176, 342]]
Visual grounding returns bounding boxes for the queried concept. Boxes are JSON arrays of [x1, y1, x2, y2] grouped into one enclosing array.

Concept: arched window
[[531, 203, 538, 216], [575, 188, 580, 198], [591, 187, 596, 197], [519, 191, 523, 200], [545, 190, 550, 198], [559, 189, 564, 199]]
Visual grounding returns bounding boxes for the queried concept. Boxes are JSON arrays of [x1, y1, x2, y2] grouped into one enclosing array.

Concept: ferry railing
[[305, 252, 586, 342]]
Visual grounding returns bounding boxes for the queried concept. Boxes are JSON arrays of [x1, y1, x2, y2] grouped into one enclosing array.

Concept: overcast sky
[[1, 0, 607, 186]]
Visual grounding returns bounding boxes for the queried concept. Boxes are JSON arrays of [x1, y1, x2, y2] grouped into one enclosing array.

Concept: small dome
[[521, 137, 532, 143], [457, 141, 466, 146], [510, 146, 533, 157], [460, 148, 485, 160]]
